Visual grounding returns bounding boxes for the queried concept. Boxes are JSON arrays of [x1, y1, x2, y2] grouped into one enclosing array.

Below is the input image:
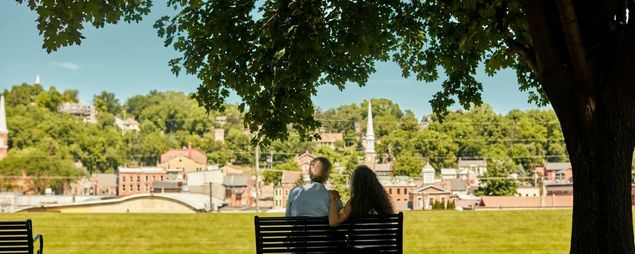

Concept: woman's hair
[[349, 165, 394, 218]]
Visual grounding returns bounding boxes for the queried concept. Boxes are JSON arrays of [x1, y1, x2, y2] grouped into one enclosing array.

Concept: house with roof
[[458, 159, 487, 175], [458, 159, 487, 186], [223, 174, 253, 208], [114, 117, 140, 132], [295, 151, 316, 176], [185, 169, 225, 201], [159, 144, 207, 182], [273, 170, 303, 209], [67, 173, 117, 196], [441, 168, 458, 180], [409, 185, 452, 210], [380, 176, 417, 211], [536, 162, 573, 183], [434, 178, 469, 196], [315, 133, 344, 149], [58, 102, 97, 123], [117, 167, 168, 196]]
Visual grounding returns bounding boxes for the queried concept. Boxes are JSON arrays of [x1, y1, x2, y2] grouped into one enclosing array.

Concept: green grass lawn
[[0, 209, 573, 254]]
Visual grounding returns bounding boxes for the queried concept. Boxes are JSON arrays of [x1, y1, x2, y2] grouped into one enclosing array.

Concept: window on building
[[397, 189, 400, 195], [153, 176, 156, 181], [160, 176, 164, 181], [122, 176, 125, 182], [397, 199, 400, 201], [129, 176, 133, 181], [137, 176, 141, 182], [145, 184, 148, 191], [404, 188, 407, 194], [137, 185, 140, 191], [145, 176, 149, 182], [441, 197, 446, 204], [389, 188, 392, 194], [429, 198, 434, 206], [130, 185, 133, 191]]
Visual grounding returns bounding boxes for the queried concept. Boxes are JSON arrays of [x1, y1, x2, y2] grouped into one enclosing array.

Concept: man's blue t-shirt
[[285, 182, 343, 217]]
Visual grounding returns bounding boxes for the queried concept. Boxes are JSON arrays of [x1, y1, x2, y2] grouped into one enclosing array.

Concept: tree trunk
[[555, 90, 635, 253]]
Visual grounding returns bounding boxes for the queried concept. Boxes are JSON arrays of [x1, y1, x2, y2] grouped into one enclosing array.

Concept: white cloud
[[53, 62, 81, 71]]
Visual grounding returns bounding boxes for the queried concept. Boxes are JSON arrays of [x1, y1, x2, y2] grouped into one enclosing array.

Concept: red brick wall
[[385, 186, 415, 211], [118, 172, 167, 196]]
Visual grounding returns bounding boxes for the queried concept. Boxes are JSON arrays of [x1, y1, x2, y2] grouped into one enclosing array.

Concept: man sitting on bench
[[285, 157, 342, 217]]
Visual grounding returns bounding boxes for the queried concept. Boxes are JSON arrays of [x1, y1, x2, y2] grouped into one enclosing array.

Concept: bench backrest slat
[[255, 212, 403, 254], [0, 220, 34, 254]]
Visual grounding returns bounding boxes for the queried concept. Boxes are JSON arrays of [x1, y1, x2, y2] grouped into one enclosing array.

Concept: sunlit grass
[[0, 209, 574, 254]]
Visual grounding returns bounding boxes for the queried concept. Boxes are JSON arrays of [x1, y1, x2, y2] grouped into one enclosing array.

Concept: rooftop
[[317, 133, 344, 143], [224, 174, 249, 187], [118, 167, 166, 174], [458, 159, 487, 167], [545, 162, 572, 171]]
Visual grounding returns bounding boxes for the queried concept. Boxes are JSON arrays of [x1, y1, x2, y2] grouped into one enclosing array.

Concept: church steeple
[[35, 74, 41, 85], [0, 95, 8, 159], [364, 100, 376, 169], [365, 101, 375, 153]]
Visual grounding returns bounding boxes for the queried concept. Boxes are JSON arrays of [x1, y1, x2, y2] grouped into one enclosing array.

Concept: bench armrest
[[33, 234, 43, 254]]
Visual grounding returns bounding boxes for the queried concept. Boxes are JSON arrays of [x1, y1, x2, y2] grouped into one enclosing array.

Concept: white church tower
[[0, 95, 8, 159], [363, 100, 376, 169]]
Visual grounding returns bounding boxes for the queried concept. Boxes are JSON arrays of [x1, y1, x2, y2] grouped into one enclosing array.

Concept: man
[[285, 157, 343, 217]]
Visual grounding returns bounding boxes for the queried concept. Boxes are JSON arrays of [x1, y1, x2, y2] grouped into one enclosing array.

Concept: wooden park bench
[[0, 219, 43, 254], [254, 212, 403, 253]]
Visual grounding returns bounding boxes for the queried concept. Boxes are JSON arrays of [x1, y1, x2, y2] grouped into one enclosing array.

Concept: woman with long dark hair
[[328, 165, 394, 227]]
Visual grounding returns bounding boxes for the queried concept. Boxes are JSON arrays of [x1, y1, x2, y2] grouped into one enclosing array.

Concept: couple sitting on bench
[[285, 157, 394, 225]]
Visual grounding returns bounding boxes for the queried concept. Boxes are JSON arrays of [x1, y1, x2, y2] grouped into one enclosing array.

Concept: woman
[[328, 165, 394, 227]]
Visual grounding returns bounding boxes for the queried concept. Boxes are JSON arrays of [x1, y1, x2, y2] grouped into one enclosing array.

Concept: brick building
[[315, 133, 344, 149], [409, 185, 453, 210], [380, 176, 417, 211], [159, 144, 207, 182], [295, 152, 316, 176], [117, 167, 168, 196], [536, 162, 573, 183], [273, 171, 302, 209], [223, 174, 253, 208]]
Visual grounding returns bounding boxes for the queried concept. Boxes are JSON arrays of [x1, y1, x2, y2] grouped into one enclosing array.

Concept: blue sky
[[0, 1, 545, 118]]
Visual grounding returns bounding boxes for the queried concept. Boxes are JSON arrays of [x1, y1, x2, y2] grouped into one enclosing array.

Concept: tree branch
[[505, 39, 538, 76], [555, 0, 593, 88], [521, 0, 571, 86], [494, 3, 539, 76]]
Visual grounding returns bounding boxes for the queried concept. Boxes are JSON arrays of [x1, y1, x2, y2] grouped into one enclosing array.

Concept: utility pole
[[209, 181, 213, 212], [255, 143, 261, 213]]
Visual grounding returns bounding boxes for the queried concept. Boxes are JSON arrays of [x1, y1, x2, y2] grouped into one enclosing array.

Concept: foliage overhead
[[18, 0, 550, 143]]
